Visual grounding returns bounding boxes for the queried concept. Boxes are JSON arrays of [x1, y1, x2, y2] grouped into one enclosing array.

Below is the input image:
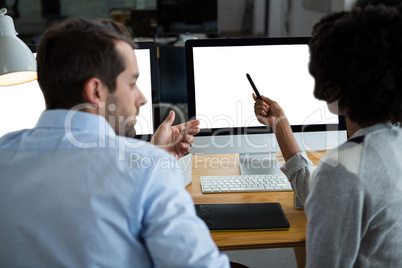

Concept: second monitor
[[0, 42, 159, 140]]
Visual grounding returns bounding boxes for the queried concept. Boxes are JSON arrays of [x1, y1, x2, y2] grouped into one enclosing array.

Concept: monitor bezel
[[185, 37, 346, 137]]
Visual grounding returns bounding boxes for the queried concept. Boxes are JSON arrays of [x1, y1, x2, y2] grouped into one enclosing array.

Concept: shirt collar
[[351, 121, 398, 139], [35, 109, 116, 137]]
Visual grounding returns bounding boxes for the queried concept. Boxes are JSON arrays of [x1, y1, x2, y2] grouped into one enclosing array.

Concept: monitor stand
[[239, 152, 283, 175]]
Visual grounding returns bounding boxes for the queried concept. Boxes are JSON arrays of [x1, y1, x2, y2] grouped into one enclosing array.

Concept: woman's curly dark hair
[[309, 5, 402, 126]]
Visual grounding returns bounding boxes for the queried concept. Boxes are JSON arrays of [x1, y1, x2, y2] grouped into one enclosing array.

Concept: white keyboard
[[200, 174, 293, 193]]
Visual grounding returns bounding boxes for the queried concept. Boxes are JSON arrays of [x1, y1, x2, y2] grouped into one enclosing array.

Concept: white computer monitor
[[0, 42, 159, 140], [185, 37, 347, 174], [133, 42, 160, 139]]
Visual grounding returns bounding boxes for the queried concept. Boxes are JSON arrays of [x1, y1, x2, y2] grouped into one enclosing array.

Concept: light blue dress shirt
[[0, 110, 229, 268]]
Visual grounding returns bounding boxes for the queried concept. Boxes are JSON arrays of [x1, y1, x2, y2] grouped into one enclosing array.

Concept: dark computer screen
[[157, 0, 218, 35]]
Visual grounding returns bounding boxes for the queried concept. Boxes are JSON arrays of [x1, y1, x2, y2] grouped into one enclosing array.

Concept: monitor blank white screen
[[192, 44, 338, 130], [134, 48, 153, 135]]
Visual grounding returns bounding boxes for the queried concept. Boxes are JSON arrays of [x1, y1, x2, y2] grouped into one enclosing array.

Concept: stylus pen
[[246, 73, 262, 100]]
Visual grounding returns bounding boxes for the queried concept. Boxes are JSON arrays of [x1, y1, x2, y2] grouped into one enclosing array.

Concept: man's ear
[[83, 78, 107, 108]]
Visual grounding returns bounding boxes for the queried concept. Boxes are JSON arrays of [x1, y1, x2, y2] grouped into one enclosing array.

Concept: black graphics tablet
[[195, 203, 290, 231]]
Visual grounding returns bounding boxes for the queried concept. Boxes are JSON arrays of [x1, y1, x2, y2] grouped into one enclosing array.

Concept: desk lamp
[[0, 8, 37, 86]]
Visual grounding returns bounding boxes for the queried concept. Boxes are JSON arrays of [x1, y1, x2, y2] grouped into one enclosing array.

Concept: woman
[[254, 4, 402, 267]]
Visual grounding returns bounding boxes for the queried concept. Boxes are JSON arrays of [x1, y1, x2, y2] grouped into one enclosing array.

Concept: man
[[0, 18, 229, 267], [98, 18, 197, 159], [254, 3, 402, 267]]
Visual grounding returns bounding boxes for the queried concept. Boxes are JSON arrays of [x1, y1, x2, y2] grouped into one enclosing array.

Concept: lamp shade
[[0, 8, 37, 86]]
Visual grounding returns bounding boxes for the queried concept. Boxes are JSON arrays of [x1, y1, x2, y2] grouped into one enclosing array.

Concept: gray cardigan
[[281, 122, 402, 267]]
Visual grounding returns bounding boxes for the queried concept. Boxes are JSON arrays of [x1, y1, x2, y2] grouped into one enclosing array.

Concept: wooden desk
[[186, 151, 326, 267]]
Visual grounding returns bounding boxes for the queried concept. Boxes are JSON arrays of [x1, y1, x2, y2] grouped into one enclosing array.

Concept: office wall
[[218, 0, 356, 37], [268, 0, 356, 37], [16, 0, 265, 37], [12, 0, 43, 35], [218, 0, 246, 34], [14, 0, 155, 35], [14, 0, 355, 37]]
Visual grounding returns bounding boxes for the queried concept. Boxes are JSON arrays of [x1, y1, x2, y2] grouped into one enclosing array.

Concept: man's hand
[[253, 93, 286, 128], [151, 111, 200, 158]]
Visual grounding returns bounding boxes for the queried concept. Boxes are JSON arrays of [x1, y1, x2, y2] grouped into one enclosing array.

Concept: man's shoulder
[[0, 129, 29, 150], [116, 136, 172, 158]]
